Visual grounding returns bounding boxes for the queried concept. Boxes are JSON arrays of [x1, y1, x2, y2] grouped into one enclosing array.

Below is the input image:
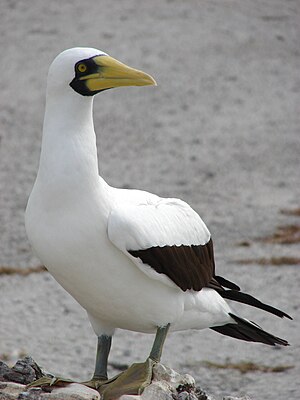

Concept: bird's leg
[[82, 334, 112, 388], [99, 324, 170, 400], [149, 323, 170, 362], [93, 335, 112, 380], [27, 335, 113, 389]]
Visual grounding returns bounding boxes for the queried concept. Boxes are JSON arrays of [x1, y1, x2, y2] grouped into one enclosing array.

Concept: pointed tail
[[217, 290, 292, 320], [211, 313, 289, 346]]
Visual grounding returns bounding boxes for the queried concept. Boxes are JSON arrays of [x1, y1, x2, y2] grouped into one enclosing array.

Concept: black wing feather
[[214, 275, 240, 291], [211, 313, 289, 346], [218, 290, 292, 319], [129, 238, 215, 291]]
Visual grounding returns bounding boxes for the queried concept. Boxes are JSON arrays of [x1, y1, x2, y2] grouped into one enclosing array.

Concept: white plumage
[[25, 47, 232, 336], [108, 197, 211, 251]]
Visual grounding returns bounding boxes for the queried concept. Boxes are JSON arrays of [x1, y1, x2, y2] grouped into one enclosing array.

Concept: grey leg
[[93, 335, 112, 380], [149, 324, 170, 362]]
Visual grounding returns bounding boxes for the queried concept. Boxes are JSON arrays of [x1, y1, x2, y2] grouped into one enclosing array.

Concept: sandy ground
[[0, 0, 299, 399]]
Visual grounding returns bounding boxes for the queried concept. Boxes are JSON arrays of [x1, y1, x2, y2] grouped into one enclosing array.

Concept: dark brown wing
[[129, 238, 216, 291]]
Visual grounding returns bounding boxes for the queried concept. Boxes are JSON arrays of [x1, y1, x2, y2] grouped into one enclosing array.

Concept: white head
[[46, 47, 156, 98]]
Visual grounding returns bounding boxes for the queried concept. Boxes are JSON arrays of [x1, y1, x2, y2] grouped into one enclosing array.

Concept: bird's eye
[[77, 63, 87, 73]]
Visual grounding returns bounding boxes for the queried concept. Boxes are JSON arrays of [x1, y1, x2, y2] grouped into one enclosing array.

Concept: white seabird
[[25, 48, 291, 399]]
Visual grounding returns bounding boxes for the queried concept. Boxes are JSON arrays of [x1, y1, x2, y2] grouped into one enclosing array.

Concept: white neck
[[27, 87, 113, 222], [37, 90, 100, 191]]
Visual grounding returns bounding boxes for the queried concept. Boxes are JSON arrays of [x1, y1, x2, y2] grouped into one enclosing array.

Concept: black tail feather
[[211, 313, 289, 346], [214, 275, 240, 291], [218, 290, 292, 320]]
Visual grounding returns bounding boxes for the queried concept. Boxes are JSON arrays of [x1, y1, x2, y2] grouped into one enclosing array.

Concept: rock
[[0, 357, 254, 400], [0, 382, 100, 399], [0, 382, 24, 400], [48, 383, 100, 399], [0, 363, 10, 379], [0, 357, 43, 385]]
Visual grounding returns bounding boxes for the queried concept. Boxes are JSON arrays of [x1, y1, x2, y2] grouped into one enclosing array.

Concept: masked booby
[[25, 48, 291, 399]]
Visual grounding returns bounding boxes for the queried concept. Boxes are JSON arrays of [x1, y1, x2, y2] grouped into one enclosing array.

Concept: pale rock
[[0, 381, 100, 399], [141, 381, 174, 400], [50, 383, 100, 399], [153, 363, 196, 387], [0, 382, 23, 400]]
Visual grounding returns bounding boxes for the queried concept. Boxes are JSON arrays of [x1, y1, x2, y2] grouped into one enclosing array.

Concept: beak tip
[[148, 76, 157, 86]]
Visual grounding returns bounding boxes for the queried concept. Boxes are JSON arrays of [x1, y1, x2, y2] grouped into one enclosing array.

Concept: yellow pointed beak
[[81, 55, 157, 92]]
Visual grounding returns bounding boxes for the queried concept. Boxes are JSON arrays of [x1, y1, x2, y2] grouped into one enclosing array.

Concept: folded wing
[[108, 197, 214, 291]]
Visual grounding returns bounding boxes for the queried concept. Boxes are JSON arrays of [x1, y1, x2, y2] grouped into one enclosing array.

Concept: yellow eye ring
[[78, 63, 87, 73]]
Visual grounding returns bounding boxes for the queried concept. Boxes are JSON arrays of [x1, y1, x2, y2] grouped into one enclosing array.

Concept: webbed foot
[[81, 376, 112, 390], [27, 375, 75, 388], [27, 375, 111, 390], [99, 358, 155, 400]]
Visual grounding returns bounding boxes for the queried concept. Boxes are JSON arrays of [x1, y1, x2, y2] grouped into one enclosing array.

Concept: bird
[[25, 47, 291, 399]]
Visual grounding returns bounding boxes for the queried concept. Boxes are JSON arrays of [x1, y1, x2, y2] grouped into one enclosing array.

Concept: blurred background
[[0, 1, 299, 398]]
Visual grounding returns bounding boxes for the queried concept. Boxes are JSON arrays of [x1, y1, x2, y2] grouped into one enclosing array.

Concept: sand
[[0, 0, 299, 399]]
